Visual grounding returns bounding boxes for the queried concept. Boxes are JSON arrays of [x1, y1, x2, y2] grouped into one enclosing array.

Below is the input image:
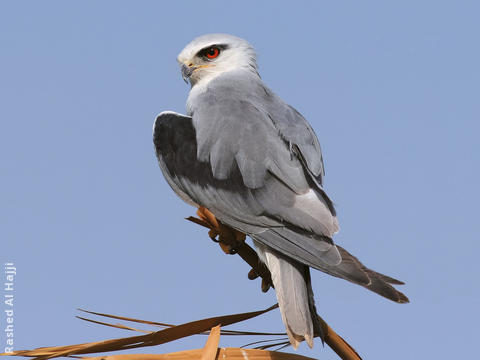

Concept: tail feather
[[256, 242, 321, 349], [304, 267, 324, 342], [252, 237, 409, 349], [321, 246, 409, 303]]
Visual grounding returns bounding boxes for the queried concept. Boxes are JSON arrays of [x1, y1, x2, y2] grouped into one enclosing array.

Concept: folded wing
[[154, 109, 408, 303]]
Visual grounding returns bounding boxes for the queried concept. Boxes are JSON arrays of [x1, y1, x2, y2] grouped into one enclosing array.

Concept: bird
[[153, 33, 408, 349]]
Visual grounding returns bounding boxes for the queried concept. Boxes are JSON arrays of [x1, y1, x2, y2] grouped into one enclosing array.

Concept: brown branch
[[187, 207, 363, 360], [0, 305, 279, 359]]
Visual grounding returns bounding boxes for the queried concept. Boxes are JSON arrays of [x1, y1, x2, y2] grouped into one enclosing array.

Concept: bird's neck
[[186, 68, 259, 116]]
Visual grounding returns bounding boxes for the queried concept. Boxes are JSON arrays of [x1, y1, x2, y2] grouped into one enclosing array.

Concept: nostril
[[188, 63, 193, 67]]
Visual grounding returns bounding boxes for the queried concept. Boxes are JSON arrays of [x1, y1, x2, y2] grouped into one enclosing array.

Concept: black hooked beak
[[181, 63, 196, 83]]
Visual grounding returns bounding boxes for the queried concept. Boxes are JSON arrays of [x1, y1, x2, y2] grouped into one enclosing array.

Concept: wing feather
[[153, 110, 340, 267], [155, 70, 408, 303]]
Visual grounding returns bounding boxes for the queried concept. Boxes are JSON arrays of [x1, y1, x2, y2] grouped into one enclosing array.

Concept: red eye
[[206, 47, 220, 59]]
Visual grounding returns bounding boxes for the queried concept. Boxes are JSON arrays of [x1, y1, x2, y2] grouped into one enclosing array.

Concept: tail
[[252, 227, 409, 304], [319, 245, 410, 304], [255, 242, 321, 349]]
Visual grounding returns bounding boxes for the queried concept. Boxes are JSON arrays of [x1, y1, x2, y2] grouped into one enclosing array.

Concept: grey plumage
[[154, 34, 408, 349]]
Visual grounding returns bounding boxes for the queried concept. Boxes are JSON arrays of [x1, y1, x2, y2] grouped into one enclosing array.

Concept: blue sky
[[0, 1, 478, 359]]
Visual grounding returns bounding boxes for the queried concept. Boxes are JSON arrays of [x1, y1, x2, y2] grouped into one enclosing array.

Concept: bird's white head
[[177, 34, 258, 87]]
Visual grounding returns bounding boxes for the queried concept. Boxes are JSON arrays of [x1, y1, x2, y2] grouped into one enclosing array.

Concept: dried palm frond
[[0, 305, 277, 360], [0, 208, 362, 360]]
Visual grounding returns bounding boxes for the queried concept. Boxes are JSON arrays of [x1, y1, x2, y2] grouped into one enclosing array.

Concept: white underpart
[[294, 189, 339, 236]]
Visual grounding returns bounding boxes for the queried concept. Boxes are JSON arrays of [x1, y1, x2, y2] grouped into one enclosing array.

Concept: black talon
[[261, 278, 271, 293], [248, 269, 259, 280]]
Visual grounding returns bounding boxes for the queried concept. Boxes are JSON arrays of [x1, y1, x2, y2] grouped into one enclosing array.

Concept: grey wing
[[154, 106, 408, 303], [262, 90, 326, 187], [153, 110, 342, 268], [153, 111, 200, 208]]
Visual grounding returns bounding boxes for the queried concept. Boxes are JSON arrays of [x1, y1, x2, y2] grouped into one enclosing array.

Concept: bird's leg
[[194, 207, 220, 242], [208, 229, 220, 242], [247, 269, 270, 292], [188, 207, 267, 283], [195, 207, 246, 255], [187, 207, 272, 292], [247, 268, 259, 280], [217, 222, 246, 255]]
